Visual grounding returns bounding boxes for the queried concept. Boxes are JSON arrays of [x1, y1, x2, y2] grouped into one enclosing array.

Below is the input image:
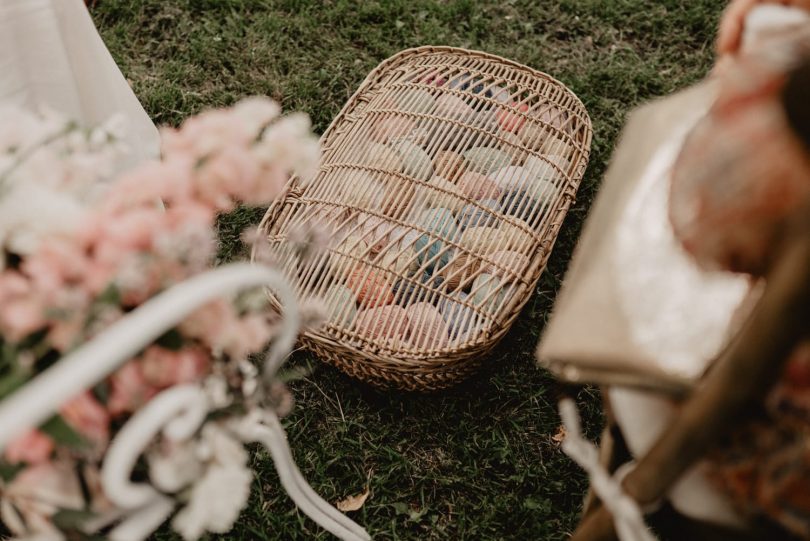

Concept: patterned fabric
[[709, 343, 810, 539]]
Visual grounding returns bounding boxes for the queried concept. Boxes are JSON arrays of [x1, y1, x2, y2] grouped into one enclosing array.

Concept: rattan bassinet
[[256, 46, 592, 391]]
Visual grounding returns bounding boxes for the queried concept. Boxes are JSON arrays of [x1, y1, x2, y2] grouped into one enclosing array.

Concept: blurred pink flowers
[[3, 430, 54, 465], [60, 391, 110, 451], [0, 97, 319, 540]]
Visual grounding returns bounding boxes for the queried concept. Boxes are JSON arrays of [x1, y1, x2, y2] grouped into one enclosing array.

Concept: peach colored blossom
[[104, 158, 195, 211], [3, 430, 54, 465], [60, 391, 110, 450], [47, 316, 85, 353], [196, 146, 260, 211], [180, 299, 236, 347], [0, 297, 46, 343], [218, 313, 273, 360], [107, 362, 158, 417], [161, 109, 254, 161], [141, 346, 210, 388]]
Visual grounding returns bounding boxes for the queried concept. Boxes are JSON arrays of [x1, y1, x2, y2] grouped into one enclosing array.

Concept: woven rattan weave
[[256, 47, 592, 390]]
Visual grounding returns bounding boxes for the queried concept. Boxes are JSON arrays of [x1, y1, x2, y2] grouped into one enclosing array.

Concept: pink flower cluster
[[0, 97, 318, 468]]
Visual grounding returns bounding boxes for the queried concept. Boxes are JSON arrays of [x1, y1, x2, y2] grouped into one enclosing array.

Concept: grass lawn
[[91, 1, 723, 538]]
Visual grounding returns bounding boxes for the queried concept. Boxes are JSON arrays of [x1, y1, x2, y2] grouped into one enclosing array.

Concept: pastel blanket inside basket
[[257, 46, 592, 390]]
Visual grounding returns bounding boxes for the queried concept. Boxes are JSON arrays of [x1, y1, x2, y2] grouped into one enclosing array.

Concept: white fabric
[[608, 389, 745, 529], [537, 81, 751, 390], [0, 0, 159, 170], [559, 399, 657, 541]]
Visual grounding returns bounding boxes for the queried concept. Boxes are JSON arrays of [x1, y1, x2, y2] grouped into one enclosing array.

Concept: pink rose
[[60, 391, 110, 450], [24, 241, 88, 294], [195, 146, 260, 211], [0, 297, 46, 343], [103, 159, 194, 212], [107, 362, 158, 417], [3, 429, 54, 465], [47, 316, 85, 353], [218, 313, 273, 360], [180, 299, 235, 346], [141, 346, 210, 388], [161, 109, 254, 160]]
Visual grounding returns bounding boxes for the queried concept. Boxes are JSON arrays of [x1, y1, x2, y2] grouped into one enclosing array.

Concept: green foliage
[[0, 461, 24, 483], [40, 415, 86, 449], [87, 1, 723, 538], [156, 328, 185, 350]]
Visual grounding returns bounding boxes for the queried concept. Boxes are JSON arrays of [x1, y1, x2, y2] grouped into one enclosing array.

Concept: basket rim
[[323, 45, 592, 148]]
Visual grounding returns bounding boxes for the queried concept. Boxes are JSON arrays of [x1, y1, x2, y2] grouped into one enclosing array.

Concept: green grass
[[91, 1, 723, 538]]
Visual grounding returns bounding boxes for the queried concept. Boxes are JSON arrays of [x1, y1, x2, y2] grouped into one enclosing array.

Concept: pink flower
[[47, 316, 85, 353], [180, 299, 236, 347], [0, 299, 44, 342], [218, 313, 274, 360], [60, 391, 110, 451], [161, 109, 254, 161], [0, 275, 46, 342], [244, 164, 288, 205], [104, 159, 195, 212], [3, 430, 54, 465], [23, 241, 88, 293], [179, 300, 273, 359], [195, 146, 260, 211], [141, 346, 210, 388], [107, 362, 158, 417]]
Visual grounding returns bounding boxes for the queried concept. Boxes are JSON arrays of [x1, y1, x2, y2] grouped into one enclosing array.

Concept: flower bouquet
[[0, 99, 368, 540]]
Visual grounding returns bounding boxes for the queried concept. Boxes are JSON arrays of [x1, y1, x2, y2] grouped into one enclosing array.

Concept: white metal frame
[[0, 263, 370, 541]]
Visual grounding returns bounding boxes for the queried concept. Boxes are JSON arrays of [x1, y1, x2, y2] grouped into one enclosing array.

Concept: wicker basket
[[256, 46, 592, 391]]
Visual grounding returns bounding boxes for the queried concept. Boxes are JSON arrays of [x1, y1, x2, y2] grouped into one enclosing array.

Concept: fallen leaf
[[551, 425, 566, 445], [336, 487, 370, 512]]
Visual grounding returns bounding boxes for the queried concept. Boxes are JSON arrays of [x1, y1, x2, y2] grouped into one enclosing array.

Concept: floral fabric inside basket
[[259, 48, 590, 385]]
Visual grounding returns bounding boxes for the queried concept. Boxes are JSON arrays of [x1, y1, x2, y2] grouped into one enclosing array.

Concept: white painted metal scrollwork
[[0, 263, 370, 541]]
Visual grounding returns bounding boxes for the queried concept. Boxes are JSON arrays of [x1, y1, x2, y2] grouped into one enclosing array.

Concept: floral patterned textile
[[709, 342, 810, 539]]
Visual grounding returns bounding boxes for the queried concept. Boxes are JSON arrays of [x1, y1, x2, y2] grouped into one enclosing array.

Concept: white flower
[[0, 105, 66, 156], [172, 463, 252, 540], [0, 182, 85, 260], [203, 375, 233, 409], [171, 423, 252, 541], [148, 440, 203, 494], [255, 112, 320, 183], [233, 97, 281, 136]]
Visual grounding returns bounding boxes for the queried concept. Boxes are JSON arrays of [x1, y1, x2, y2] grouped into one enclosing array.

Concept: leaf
[[156, 328, 184, 351], [0, 461, 24, 482], [407, 507, 428, 521], [52, 508, 97, 530], [551, 425, 566, 445], [523, 498, 551, 512], [391, 502, 427, 521], [336, 487, 370, 512], [0, 369, 28, 400], [96, 283, 121, 306], [40, 415, 86, 448], [391, 502, 410, 515], [93, 381, 110, 404]]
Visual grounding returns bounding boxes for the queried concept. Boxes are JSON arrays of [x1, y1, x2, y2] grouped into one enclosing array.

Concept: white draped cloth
[[0, 0, 159, 170]]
